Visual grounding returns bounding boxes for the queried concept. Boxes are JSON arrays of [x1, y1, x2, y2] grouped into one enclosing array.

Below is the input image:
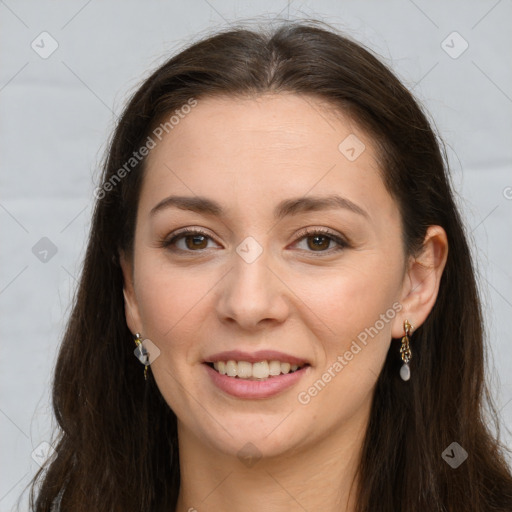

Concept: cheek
[[294, 259, 401, 407], [134, 254, 219, 353], [296, 261, 399, 345], [302, 267, 399, 408]]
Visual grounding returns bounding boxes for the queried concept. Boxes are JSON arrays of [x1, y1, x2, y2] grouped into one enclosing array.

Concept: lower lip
[[203, 363, 309, 399]]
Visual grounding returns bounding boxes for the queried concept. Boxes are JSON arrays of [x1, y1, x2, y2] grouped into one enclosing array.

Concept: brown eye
[[306, 234, 331, 251], [184, 234, 209, 250], [161, 229, 219, 252], [293, 228, 349, 255]]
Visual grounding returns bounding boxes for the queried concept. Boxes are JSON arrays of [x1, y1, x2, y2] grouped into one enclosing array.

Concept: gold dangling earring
[[133, 332, 148, 381], [399, 320, 413, 381]]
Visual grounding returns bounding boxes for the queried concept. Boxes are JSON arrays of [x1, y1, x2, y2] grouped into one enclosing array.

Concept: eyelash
[[159, 227, 350, 257]]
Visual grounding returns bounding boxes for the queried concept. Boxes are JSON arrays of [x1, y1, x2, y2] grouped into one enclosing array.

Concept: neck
[[174, 404, 369, 512]]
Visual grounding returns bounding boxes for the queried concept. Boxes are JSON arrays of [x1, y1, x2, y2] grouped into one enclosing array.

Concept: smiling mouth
[[206, 360, 309, 380]]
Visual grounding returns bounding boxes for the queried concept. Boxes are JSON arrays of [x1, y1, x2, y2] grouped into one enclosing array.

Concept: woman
[[28, 19, 512, 511]]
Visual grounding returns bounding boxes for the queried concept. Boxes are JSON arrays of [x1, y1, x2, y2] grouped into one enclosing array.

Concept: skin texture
[[120, 93, 448, 512]]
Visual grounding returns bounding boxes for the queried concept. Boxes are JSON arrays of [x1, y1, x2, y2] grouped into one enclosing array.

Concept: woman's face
[[121, 93, 410, 458]]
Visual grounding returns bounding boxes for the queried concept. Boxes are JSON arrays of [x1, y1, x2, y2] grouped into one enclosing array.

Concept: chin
[[185, 412, 312, 460]]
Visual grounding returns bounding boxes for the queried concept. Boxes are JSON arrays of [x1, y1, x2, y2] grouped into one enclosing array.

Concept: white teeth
[[237, 361, 252, 378], [210, 359, 305, 378], [226, 360, 237, 377], [269, 360, 281, 376], [252, 361, 269, 379], [280, 362, 291, 374]]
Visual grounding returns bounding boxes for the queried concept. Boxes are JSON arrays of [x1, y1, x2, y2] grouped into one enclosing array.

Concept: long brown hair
[[26, 19, 512, 511]]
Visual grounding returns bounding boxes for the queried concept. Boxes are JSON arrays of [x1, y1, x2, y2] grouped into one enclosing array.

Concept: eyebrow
[[149, 194, 369, 221]]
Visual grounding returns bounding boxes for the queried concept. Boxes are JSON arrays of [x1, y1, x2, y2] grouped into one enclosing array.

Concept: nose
[[215, 243, 290, 331]]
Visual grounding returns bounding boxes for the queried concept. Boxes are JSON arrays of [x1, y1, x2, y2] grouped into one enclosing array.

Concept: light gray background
[[1, 1, 511, 510]]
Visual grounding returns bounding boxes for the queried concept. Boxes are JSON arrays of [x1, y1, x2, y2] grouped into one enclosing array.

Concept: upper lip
[[204, 350, 309, 366]]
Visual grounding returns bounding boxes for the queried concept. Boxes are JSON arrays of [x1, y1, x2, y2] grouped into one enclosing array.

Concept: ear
[[119, 249, 143, 335], [391, 225, 449, 338]]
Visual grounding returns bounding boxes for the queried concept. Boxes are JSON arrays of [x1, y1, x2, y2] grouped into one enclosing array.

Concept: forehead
[[139, 93, 397, 226], [147, 93, 365, 165]]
